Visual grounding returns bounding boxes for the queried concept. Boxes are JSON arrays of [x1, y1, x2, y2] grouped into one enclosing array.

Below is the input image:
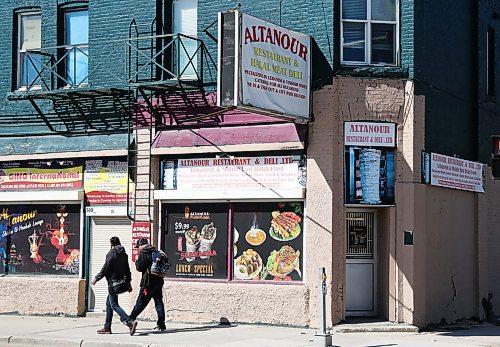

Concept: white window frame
[[172, 0, 198, 79], [340, 0, 400, 67], [64, 8, 89, 87], [16, 11, 42, 91]]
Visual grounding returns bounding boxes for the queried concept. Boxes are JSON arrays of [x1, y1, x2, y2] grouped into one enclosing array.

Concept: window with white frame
[[173, 0, 198, 78], [64, 9, 88, 85], [17, 12, 41, 89], [341, 0, 398, 65]]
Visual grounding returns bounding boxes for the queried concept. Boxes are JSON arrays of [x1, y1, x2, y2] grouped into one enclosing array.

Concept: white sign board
[[240, 13, 311, 119], [164, 156, 306, 191], [430, 153, 484, 193], [344, 122, 396, 147]]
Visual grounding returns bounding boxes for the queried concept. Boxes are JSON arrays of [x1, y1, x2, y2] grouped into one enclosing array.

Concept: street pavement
[[0, 314, 499, 347]]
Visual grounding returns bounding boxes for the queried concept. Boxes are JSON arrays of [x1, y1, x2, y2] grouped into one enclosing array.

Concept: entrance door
[[345, 210, 376, 316], [88, 218, 132, 312]]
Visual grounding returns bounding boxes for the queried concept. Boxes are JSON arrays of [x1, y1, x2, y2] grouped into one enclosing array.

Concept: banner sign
[[428, 153, 485, 193], [240, 13, 311, 119], [0, 161, 83, 191], [344, 122, 396, 147], [163, 155, 306, 191], [84, 158, 128, 205], [0, 204, 81, 275], [131, 222, 151, 262], [164, 204, 228, 279]]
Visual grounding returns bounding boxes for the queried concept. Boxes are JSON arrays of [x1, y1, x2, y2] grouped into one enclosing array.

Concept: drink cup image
[[199, 222, 217, 260], [185, 226, 200, 262], [359, 149, 382, 204]]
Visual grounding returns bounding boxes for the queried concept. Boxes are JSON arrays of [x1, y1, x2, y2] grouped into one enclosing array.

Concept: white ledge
[[0, 190, 84, 202], [154, 188, 306, 201]]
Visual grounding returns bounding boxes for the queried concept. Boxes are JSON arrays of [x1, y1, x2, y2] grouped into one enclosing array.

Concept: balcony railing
[[15, 33, 216, 94]]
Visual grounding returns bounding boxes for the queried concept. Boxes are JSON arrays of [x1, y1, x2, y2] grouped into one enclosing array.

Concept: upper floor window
[[64, 9, 88, 85], [17, 12, 41, 89], [341, 0, 398, 66], [173, 0, 197, 78]]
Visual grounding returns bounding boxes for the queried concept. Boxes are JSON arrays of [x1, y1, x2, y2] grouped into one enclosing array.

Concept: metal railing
[[18, 33, 216, 93]]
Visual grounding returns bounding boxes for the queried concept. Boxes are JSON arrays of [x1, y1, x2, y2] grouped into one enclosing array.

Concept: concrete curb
[[332, 325, 419, 333], [81, 341, 148, 347], [7, 336, 83, 346]]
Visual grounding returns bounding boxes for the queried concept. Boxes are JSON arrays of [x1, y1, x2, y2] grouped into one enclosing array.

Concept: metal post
[[314, 267, 332, 347]]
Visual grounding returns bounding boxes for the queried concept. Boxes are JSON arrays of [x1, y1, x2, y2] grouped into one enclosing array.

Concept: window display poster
[[345, 147, 395, 205], [164, 204, 228, 279], [84, 158, 128, 205], [233, 202, 303, 282], [0, 204, 80, 275]]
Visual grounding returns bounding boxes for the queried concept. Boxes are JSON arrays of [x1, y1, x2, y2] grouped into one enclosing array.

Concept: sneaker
[[128, 320, 138, 335], [97, 326, 112, 334], [153, 325, 166, 332]]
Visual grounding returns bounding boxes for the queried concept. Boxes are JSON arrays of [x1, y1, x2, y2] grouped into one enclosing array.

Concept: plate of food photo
[[269, 211, 302, 241], [245, 228, 266, 246], [266, 245, 301, 280], [234, 249, 263, 280]]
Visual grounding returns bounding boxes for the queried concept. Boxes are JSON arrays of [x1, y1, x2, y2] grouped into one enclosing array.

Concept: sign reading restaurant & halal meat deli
[[429, 153, 485, 193], [131, 222, 151, 262], [164, 204, 228, 279], [344, 122, 396, 147], [0, 161, 83, 191], [240, 13, 311, 119], [163, 155, 306, 190]]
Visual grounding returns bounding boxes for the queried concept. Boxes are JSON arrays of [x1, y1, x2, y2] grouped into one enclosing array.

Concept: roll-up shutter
[[89, 218, 132, 312]]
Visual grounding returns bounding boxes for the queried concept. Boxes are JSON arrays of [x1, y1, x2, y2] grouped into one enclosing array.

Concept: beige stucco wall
[[419, 186, 478, 325], [0, 277, 85, 316], [479, 167, 500, 317]]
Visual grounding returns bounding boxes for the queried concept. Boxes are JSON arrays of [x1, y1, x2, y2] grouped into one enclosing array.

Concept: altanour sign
[[218, 11, 311, 121], [422, 152, 485, 193]]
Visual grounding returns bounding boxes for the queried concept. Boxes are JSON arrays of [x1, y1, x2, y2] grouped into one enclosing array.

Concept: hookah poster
[[0, 204, 80, 275]]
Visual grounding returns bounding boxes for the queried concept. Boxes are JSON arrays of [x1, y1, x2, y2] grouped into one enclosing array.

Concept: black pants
[[129, 283, 165, 329]]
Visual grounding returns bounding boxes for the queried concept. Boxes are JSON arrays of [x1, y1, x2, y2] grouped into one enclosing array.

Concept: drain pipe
[[314, 267, 332, 347]]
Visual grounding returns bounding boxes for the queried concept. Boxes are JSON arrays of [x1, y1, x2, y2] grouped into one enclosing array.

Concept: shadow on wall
[[311, 38, 333, 92]]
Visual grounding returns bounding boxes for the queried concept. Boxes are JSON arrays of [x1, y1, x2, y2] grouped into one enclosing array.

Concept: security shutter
[[89, 218, 132, 312]]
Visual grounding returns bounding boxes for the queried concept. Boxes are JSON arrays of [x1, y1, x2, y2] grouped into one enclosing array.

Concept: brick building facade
[[0, 0, 499, 328]]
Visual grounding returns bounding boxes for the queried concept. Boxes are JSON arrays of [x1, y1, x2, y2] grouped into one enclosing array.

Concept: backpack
[[150, 250, 170, 277]]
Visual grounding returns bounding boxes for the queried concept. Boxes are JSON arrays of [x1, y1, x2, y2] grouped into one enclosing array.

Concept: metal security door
[[345, 210, 377, 316], [89, 218, 132, 312]]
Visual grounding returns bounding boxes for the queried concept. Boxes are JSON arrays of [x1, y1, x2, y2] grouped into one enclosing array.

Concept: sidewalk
[[0, 314, 499, 347]]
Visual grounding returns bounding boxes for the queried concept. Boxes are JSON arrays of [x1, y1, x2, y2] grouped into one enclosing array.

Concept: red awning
[[152, 122, 306, 154]]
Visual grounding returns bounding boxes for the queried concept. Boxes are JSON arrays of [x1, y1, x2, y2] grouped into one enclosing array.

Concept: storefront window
[[164, 203, 229, 279], [233, 202, 304, 282], [345, 147, 395, 205], [0, 204, 81, 275], [162, 201, 304, 283]]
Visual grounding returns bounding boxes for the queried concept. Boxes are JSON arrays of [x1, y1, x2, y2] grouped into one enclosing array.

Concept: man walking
[[91, 236, 138, 335], [129, 238, 166, 331]]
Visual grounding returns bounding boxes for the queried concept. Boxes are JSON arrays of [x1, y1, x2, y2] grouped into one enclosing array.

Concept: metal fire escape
[[6, 17, 222, 222]]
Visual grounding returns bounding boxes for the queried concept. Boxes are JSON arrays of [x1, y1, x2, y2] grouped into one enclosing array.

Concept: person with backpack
[[91, 236, 138, 335], [129, 238, 169, 331]]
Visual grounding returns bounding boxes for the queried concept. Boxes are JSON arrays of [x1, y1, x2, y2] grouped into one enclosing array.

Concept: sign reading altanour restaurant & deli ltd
[[344, 122, 396, 147], [163, 155, 306, 191], [0, 161, 83, 190]]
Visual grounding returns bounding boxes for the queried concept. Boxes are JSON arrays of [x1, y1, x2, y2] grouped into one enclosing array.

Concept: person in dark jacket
[[91, 236, 138, 335], [129, 238, 166, 331]]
